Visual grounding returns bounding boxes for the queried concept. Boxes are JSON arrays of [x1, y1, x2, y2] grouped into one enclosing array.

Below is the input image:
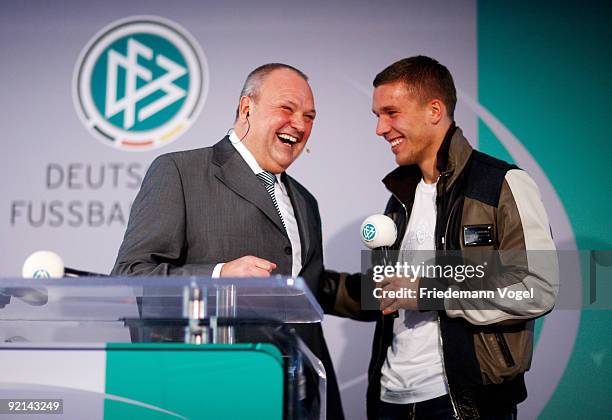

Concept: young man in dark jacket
[[324, 56, 557, 419]]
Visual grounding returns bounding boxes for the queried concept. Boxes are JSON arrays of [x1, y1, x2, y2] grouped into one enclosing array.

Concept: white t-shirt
[[380, 178, 448, 404]]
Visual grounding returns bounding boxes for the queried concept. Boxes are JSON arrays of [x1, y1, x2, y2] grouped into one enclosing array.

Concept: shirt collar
[[229, 130, 265, 175], [229, 130, 283, 183]]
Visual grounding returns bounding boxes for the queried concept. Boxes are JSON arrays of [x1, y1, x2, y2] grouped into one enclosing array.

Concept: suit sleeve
[[111, 154, 216, 277], [311, 199, 378, 322], [320, 270, 378, 321]]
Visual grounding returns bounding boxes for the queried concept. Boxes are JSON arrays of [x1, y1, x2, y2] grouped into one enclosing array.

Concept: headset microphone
[[237, 111, 251, 143]]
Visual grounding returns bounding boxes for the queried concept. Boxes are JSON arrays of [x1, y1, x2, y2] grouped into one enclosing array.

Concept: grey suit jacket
[[111, 136, 344, 419], [112, 136, 321, 284]]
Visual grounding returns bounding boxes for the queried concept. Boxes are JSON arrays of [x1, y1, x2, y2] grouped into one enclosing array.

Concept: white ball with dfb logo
[[360, 215, 397, 249], [22, 251, 65, 278]]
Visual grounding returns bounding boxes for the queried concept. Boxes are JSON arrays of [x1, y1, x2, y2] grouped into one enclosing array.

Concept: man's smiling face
[[372, 81, 436, 167], [243, 68, 316, 174]]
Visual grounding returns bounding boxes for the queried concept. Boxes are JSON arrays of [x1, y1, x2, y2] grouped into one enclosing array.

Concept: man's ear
[[429, 99, 445, 124], [239, 96, 252, 120]]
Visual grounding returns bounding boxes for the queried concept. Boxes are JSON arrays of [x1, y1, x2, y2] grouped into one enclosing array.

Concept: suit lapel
[[284, 175, 314, 270], [212, 137, 287, 235]]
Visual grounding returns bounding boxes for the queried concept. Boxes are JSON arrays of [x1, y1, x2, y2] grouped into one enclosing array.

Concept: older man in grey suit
[[111, 63, 345, 419]]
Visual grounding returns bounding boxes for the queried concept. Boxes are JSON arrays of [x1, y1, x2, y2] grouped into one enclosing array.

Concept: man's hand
[[379, 275, 420, 314], [220, 256, 277, 277]]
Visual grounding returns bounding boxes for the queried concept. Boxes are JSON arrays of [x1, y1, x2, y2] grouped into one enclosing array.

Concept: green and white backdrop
[[0, 0, 609, 418]]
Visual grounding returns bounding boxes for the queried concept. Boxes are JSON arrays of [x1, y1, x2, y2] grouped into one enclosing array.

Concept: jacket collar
[[211, 136, 287, 235], [382, 123, 473, 201], [211, 136, 313, 267], [211, 135, 241, 167]]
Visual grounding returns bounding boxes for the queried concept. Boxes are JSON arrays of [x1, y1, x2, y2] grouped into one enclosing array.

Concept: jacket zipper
[[375, 192, 409, 377], [444, 199, 462, 251], [438, 314, 461, 419], [437, 171, 452, 250], [494, 333, 516, 367], [436, 171, 461, 419], [390, 192, 409, 249]]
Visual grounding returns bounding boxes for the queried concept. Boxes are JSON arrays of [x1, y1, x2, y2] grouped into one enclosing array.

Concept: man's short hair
[[373, 56, 457, 119], [235, 63, 309, 121]]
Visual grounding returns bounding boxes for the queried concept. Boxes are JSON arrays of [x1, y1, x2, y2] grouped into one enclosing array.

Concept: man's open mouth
[[390, 137, 404, 147], [277, 133, 298, 145]]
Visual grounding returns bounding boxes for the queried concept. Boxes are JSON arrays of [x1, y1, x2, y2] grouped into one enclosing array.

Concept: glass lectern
[[0, 276, 326, 419]]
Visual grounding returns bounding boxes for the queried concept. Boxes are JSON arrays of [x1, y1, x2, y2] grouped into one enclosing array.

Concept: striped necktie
[[256, 171, 286, 231]]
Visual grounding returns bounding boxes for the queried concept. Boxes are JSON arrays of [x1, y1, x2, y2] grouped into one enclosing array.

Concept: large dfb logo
[[73, 16, 207, 150]]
